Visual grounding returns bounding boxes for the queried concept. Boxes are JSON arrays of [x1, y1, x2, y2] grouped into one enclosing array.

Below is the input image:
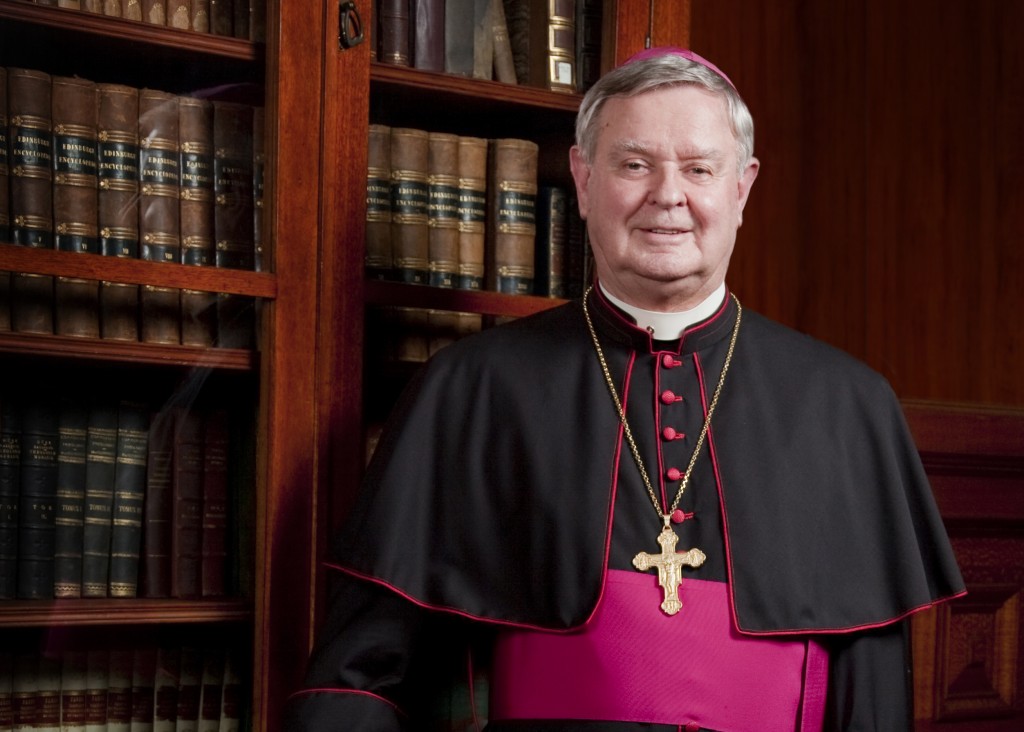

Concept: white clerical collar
[[599, 282, 727, 340]]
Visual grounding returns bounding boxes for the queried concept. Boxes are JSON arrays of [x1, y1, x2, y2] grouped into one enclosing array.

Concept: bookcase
[[0, 0, 689, 729]]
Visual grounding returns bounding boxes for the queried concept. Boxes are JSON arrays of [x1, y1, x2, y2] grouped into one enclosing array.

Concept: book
[[533, 185, 567, 297], [123, 0, 143, 20], [251, 0, 267, 42], [196, 649, 223, 732], [16, 401, 58, 599], [427, 132, 460, 288], [190, 0, 210, 32], [54, 400, 88, 598], [0, 67, 9, 333], [143, 0, 166, 24], [389, 127, 430, 284], [252, 106, 265, 272], [178, 96, 217, 348], [102, 0, 124, 17], [97, 83, 141, 342], [503, 0, 575, 92], [210, 0, 231, 35], [139, 89, 182, 345], [455, 135, 488, 291], [364, 123, 392, 280], [169, 0, 191, 29], [200, 409, 228, 597], [575, 0, 602, 92], [472, 0, 496, 79], [141, 408, 175, 598], [7, 67, 55, 335], [231, 0, 249, 39], [491, 0, 517, 83], [11, 653, 38, 730], [52, 74, 101, 339], [412, 0, 444, 72], [109, 402, 149, 598], [130, 647, 157, 732], [175, 647, 202, 732], [378, 0, 411, 66], [60, 650, 89, 732], [444, 0, 475, 76], [107, 649, 135, 732], [84, 649, 109, 732], [217, 650, 241, 732], [82, 403, 118, 598], [0, 652, 12, 732], [0, 397, 20, 600], [486, 137, 538, 294], [212, 101, 255, 349], [153, 647, 180, 732], [172, 409, 204, 598]]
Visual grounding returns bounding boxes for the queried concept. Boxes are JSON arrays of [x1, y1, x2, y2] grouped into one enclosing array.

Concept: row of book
[[27, 0, 266, 42], [0, 66, 263, 348], [0, 644, 243, 731], [375, 0, 603, 94], [0, 395, 236, 601], [365, 124, 590, 298]]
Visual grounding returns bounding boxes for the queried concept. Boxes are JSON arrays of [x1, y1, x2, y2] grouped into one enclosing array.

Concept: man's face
[[570, 84, 759, 311]]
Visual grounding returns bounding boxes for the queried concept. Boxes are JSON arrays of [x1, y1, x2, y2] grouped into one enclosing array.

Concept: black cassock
[[288, 288, 964, 731]]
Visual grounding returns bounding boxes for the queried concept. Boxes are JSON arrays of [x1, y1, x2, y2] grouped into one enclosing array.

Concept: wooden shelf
[[364, 279, 566, 319], [0, 598, 253, 628], [0, 244, 275, 299]]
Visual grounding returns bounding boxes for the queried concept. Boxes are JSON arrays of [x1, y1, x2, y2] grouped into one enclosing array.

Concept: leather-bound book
[[178, 96, 217, 348], [426, 132, 460, 288], [97, 83, 141, 342], [36, 654, 61, 732], [533, 185, 567, 297], [217, 649, 241, 732], [389, 127, 429, 284], [492, 0, 517, 83], [252, 106, 265, 272], [169, 0, 191, 30], [109, 402, 149, 598], [106, 649, 134, 732], [54, 399, 88, 598], [52, 75, 101, 339], [212, 101, 255, 349], [102, 0, 124, 17], [175, 647, 202, 732], [0, 397, 20, 600], [11, 653, 38, 730], [83, 0, 103, 12], [455, 135, 487, 290], [122, 0, 143, 20], [564, 188, 586, 298], [378, 0, 410, 66], [196, 648, 224, 732], [0, 68, 9, 332], [486, 137, 538, 294], [200, 409, 228, 597], [365, 124, 392, 280], [141, 408, 174, 598], [444, 0, 475, 76], [172, 409, 204, 598], [60, 650, 89, 732], [412, 0, 444, 72], [503, 0, 575, 92], [84, 649, 109, 732], [130, 646, 157, 732], [138, 89, 182, 345], [472, 0, 495, 80], [209, 0, 231, 35], [153, 646, 179, 732], [190, 0, 210, 32], [0, 652, 13, 729], [231, 0, 249, 39], [251, 0, 267, 42], [8, 67, 55, 335], [81, 403, 118, 598], [143, 0, 166, 24], [575, 0, 602, 92], [16, 401, 58, 599]]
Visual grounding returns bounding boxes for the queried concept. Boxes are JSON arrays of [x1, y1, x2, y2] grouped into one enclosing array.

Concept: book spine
[[172, 410, 204, 599], [487, 137, 538, 294], [178, 96, 217, 348], [0, 67, 9, 334], [141, 409, 174, 598], [200, 410, 228, 597], [52, 75, 101, 339], [533, 185, 567, 297], [0, 398, 20, 600], [103, 0, 124, 17], [82, 404, 118, 598], [83, 0, 104, 12], [547, 0, 576, 92], [139, 89, 182, 345], [169, 0, 192, 30], [0, 652, 11, 731], [575, 0, 602, 92], [426, 132, 460, 289], [389, 127, 430, 285], [84, 649, 109, 732], [252, 106, 265, 272], [209, 0, 231, 35], [472, 0, 495, 80], [364, 124, 393, 280], [60, 650, 89, 732], [217, 649, 240, 732], [11, 653, 38, 731], [196, 649, 223, 732], [153, 647, 179, 732], [97, 83, 141, 343], [444, 0, 475, 76], [174, 647, 201, 732], [251, 0, 267, 42], [109, 402, 149, 598], [412, 0, 444, 72], [455, 135, 488, 291], [54, 401, 88, 598], [231, 0, 249, 39], [36, 655, 62, 732], [123, 0, 143, 20], [8, 67, 55, 335], [143, 0, 166, 24], [107, 649, 134, 732], [16, 401, 58, 599], [491, 0, 517, 84], [378, 0, 411, 66], [190, 0, 210, 32], [130, 647, 156, 732]]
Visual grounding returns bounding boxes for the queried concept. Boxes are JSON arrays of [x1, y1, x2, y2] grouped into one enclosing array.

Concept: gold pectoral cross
[[632, 518, 706, 616]]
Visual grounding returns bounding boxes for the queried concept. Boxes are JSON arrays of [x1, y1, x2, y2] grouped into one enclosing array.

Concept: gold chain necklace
[[582, 286, 742, 615]]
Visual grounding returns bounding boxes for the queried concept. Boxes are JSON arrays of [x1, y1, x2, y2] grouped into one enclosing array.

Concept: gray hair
[[575, 53, 755, 173]]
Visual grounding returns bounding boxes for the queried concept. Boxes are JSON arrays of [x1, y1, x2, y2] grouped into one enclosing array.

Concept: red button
[[671, 509, 687, 524], [660, 390, 682, 404], [685, 724, 700, 732], [666, 467, 682, 481], [661, 354, 682, 368], [662, 426, 684, 441]]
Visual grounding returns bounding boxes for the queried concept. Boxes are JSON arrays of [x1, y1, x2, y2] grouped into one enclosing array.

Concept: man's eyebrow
[[608, 139, 726, 163]]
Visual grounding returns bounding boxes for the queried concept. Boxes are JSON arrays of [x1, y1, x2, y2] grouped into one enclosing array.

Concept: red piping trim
[[286, 687, 406, 717]]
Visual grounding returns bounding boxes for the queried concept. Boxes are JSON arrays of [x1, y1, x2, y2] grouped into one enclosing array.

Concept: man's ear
[[736, 156, 760, 226], [569, 145, 591, 220]]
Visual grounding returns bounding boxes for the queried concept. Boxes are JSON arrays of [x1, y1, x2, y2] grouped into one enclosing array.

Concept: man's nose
[[647, 166, 687, 208]]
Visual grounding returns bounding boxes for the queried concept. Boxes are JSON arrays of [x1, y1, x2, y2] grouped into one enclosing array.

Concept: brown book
[[107, 649, 134, 731], [492, 0, 517, 83], [444, 0, 475, 76], [191, 0, 210, 32], [390, 127, 429, 284], [427, 132, 460, 288], [123, 0, 143, 20], [209, 0, 231, 35], [84, 649, 109, 732], [97, 83, 141, 342], [172, 409, 203, 598], [231, 0, 249, 39], [0, 67, 10, 333], [365, 123, 392, 280], [455, 135, 488, 290], [252, 106, 265, 272], [212, 101, 255, 349], [196, 648, 224, 732], [200, 409, 228, 597], [131, 647, 157, 732], [103, 0, 124, 16], [83, 0, 103, 11], [178, 96, 216, 348], [575, 0, 602, 92], [169, 0, 191, 29], [472, 0, 496, 80], [141, 408, 175, 598], [7, 67, 54, 335], [138, 89, 182, 345], [59, 650, 88, 732], [250, 0, 266, 42], [412, 0, 444, 72], [153, 646, 179, 732], [486, 137, 538, 294], [143, 0, 166, 24], [533, 184, 567, 297], [52, 75, 101, 339], [378, 0, 410, 66], [175, 647, 202, 731], [503, 0, 575, 92]]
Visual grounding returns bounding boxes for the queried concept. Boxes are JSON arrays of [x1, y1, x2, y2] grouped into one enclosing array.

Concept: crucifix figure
[[632, 518, 706, 616]]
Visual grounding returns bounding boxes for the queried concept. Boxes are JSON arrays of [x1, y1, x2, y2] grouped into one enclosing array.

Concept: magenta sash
[[490, 571, 828, 730]]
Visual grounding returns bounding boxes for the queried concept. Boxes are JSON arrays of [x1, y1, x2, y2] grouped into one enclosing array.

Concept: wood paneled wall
[[691, 0, 1024, 408]]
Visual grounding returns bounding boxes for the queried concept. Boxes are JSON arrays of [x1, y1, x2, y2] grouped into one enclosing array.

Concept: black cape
[[333, 290, 964, 635]]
